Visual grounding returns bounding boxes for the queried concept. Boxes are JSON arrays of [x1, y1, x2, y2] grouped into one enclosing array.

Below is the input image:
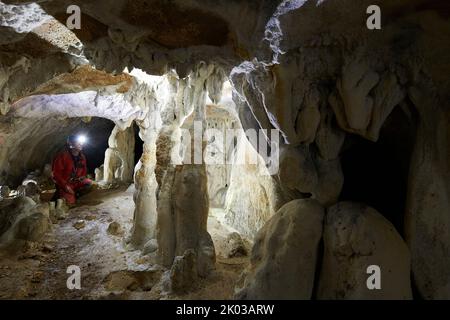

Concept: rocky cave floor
[[0, 186, 249, 300]]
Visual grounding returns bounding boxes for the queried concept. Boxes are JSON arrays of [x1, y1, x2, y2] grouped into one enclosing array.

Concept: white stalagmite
[[129, 131, 159, 248], [128, 80, 163, 248], [156, 64, 220, 282], [102, 124, 135, 184]]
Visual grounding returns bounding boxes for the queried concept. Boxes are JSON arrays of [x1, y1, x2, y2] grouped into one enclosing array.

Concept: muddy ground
[[0, 185, 249, 300]]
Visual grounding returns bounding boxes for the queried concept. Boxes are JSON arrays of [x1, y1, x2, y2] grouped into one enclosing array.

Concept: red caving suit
[[52, 147, 92, 204]]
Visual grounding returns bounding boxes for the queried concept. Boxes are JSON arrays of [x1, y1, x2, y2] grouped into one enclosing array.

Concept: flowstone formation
[[318, 202, 413, 300], [0, 0, 449, 300], [101, 124, 135, 184]]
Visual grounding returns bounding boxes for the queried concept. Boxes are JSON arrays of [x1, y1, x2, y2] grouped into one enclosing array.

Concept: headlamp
[[77, 135, 87, 145]]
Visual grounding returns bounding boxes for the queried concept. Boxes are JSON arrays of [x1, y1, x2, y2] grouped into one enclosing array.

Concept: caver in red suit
[[52, 135, 92, 204]]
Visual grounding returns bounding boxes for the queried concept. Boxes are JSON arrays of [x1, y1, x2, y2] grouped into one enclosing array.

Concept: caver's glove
[[70, 176, 86, 183]]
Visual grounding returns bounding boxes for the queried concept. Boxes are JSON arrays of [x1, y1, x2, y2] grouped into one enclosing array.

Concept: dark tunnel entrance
[[339, 105, 418, 236], [72, 118, 115, 175], [133, 122, 144, 166], [0, 117, 116, 188]]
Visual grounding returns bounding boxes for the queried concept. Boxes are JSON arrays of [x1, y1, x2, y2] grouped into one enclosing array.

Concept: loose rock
[[107, 221, 123, 236], [225, 232, 248, 258], [15, 212, 49, 242], [73, 220, 86, 230], [169, 249, 198, 294]]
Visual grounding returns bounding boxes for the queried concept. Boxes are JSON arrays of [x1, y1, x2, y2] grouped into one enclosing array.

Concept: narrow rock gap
[[311, 235, 325, 300], [133, 122, 144, 167], [339, 105, 418, 236]]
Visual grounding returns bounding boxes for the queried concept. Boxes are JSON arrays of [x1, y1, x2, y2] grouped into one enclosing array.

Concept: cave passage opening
[[0, 114, 115, 189], [339, 104, 418, 235], [72, 118, 116, 175], [133, 122, 144, 167], [202, 80, 277, 260], [0, 67, 276, 299]]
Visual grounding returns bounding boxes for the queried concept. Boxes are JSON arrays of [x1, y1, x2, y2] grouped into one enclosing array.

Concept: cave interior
[[0, 0, 449, 301]]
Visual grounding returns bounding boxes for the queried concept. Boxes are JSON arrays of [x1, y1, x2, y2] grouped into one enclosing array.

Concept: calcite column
[[103, 124, 135, 184], [172, 161, 215, 277], [157, 88, 215, 279], [130, 129, 158, 248], [156, 127, 181, 267]]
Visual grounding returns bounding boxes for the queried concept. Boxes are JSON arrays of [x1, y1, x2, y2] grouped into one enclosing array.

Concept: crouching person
[[52, 135, 92, 205]]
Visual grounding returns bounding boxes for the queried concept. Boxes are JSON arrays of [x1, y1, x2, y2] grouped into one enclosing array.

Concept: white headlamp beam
[[77, 135, 87, 145]]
